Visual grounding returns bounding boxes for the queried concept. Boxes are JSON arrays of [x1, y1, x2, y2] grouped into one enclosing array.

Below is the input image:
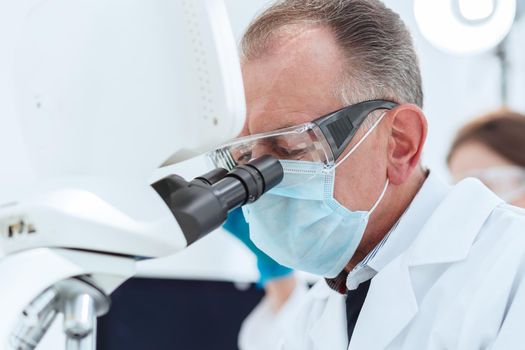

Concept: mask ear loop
[[368, 179, 389, 217], [320, 109, 390, 216], [323, 111, 388, 174]]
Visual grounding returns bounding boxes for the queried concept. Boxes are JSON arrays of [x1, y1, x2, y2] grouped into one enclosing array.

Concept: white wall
[[507, 14, 525, 112], [0, 1, 35, 203]]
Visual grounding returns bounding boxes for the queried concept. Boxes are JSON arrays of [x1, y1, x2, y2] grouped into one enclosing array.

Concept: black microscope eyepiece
[[152, 155, 283, 245]]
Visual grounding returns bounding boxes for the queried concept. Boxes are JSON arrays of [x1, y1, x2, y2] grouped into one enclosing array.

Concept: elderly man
[[220, 0, 525, 349]]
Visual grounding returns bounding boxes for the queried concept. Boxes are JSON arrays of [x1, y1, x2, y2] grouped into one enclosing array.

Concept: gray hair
[[240, 0, 424, 109]]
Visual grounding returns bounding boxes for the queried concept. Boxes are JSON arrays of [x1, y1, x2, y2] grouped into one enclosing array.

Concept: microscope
[[0, 1, 282, 349]]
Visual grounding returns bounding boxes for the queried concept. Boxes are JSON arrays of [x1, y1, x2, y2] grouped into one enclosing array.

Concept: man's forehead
[[242, 25, 345, 135], [260, 24, 335, 58]]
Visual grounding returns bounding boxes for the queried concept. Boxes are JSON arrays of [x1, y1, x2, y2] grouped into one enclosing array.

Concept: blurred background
[[1, 0, 525, 349]]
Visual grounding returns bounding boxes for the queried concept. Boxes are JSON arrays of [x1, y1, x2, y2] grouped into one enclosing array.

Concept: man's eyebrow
[[278, 116, 315, 129], [277, 122, 297, 129]]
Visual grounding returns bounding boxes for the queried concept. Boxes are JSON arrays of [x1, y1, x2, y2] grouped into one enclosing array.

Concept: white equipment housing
[[0, 0, 245, 348]]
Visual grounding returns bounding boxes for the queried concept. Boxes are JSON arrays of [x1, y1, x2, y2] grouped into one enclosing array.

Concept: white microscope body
[[0, 0, 245, 348]]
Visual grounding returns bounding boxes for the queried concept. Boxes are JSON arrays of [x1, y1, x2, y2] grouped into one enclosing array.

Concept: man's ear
[[386, 104, 427, 185]]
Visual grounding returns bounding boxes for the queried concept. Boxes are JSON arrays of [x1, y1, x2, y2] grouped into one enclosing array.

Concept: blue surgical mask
[[242, 115, 389, 278]]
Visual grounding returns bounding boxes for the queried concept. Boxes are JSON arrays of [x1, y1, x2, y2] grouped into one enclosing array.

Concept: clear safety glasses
[[464, 166, 525, 200], [208, 100, 398, 171]]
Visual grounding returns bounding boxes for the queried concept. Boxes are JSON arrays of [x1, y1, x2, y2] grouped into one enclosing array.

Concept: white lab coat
[[239, 177, 525, 350]]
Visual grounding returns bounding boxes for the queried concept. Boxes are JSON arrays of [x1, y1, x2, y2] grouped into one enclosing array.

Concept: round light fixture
[[457, 0, 495, 22], [414, 0, 516, 55]]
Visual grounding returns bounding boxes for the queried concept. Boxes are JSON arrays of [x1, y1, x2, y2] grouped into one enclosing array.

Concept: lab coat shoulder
[[393, 198, 525, 349], [477, 204, 525, 349], [351, 179, 525, 349], [483, 204, 525, 256]]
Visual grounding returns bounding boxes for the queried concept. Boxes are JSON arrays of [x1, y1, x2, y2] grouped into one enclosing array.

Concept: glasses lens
[[207, 123, 334, 171], [470, 166, 525, 193]]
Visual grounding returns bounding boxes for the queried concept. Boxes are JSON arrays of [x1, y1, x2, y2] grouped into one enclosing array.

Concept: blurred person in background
[[448, 110, 525, 207]]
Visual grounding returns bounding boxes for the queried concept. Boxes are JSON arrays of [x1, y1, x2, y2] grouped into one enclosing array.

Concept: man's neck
[[345, 168, 428, 272]]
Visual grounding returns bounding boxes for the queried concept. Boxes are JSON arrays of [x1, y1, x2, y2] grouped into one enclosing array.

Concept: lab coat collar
[[367, 170, 449, 273], [408, 177, 503, 266], [342, 171, 448, 292], [350, 177, 503, 350]]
